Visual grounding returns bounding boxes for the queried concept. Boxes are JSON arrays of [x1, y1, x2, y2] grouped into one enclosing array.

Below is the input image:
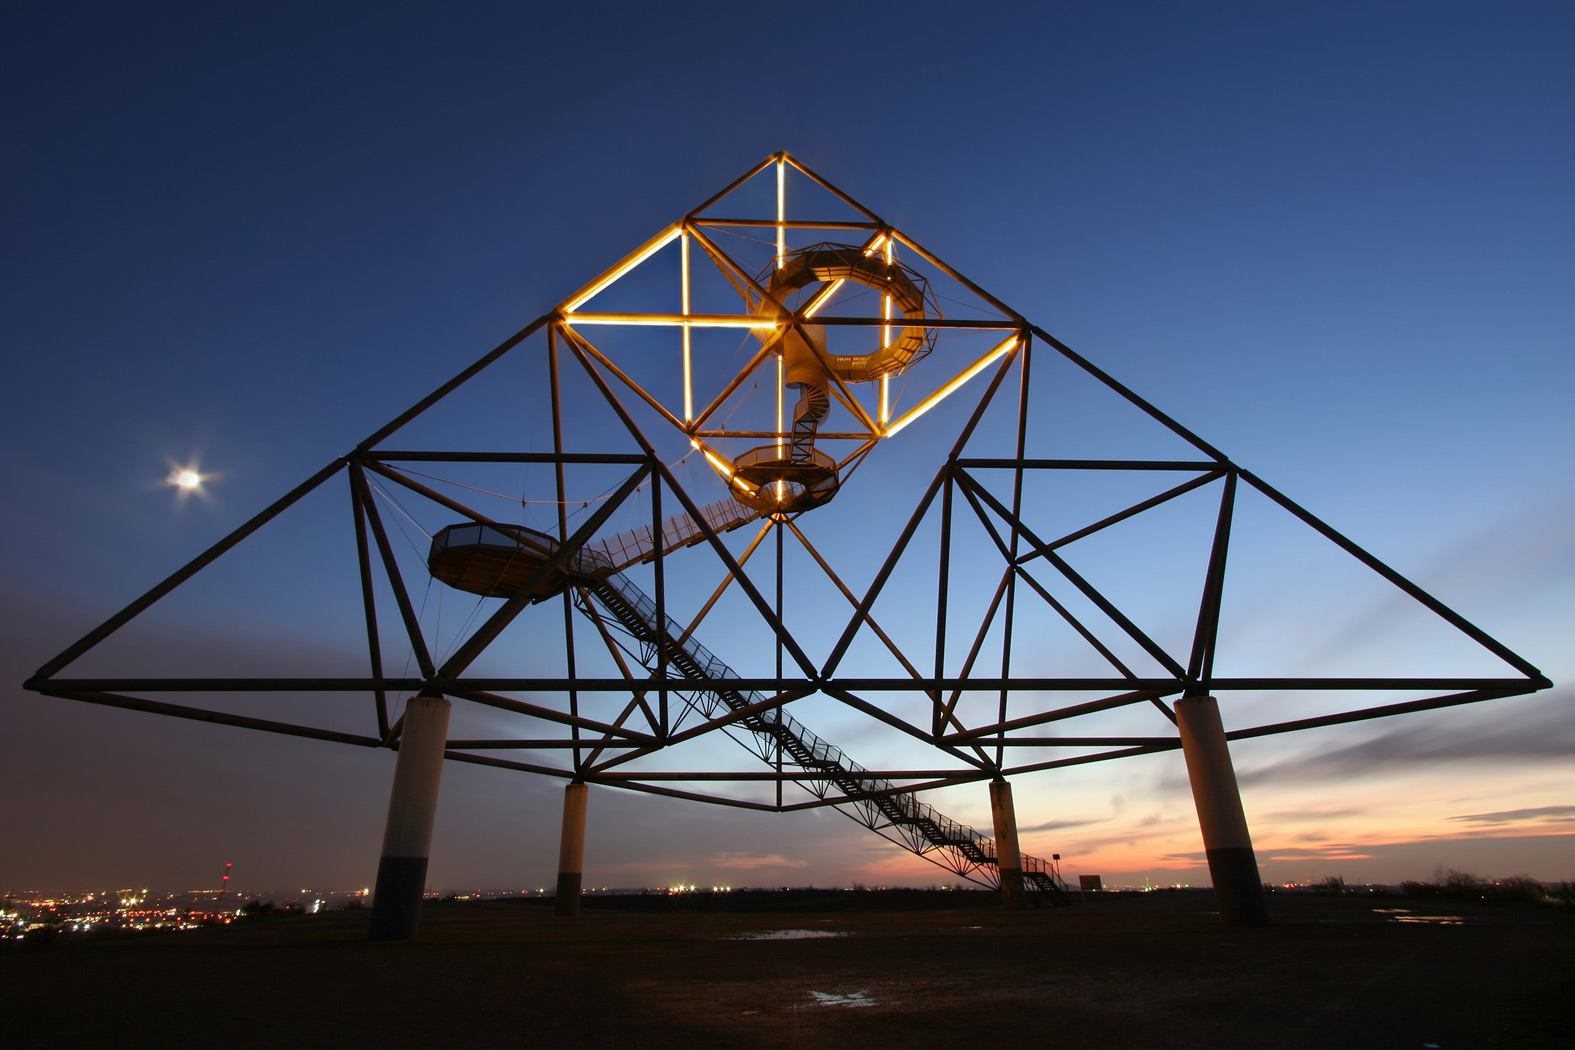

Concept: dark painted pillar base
[[555, 872, 582, 917], [1206, 846, 1270, 927], [999, 867, 1024, 910], [368, 855, 429, 941]]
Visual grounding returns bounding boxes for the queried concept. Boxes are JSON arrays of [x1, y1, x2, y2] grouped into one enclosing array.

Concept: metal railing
[[587, 498, 759, 573], [581, 568, 1067, 899]]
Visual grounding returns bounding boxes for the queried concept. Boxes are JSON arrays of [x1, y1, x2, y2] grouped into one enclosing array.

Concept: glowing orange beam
[[776, 352, 784, 501], [681, 232, 692, 422], [881, 239, 893, 425], [565, 312, 777, 328], [801, 278, 844, 319], [561, 226, 682, 313], [776, 160, 785, 270], [691, 438, 759, 496], [883, 334, 1019, 438]]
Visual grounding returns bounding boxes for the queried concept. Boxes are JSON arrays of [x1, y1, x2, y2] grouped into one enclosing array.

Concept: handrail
[[587, 498, 759, 572], [582, 568, 1064, 895]]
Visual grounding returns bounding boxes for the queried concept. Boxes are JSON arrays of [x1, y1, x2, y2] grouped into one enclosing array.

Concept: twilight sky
[[3, 0, 1571, 895]]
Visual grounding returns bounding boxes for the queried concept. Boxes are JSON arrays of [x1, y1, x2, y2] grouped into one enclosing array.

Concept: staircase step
[[581, 569, 1064, 895]]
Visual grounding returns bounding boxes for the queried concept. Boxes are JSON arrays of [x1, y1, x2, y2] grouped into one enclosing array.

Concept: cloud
[[1019, 817, 1103, 833], [1257, 846, 1373, 861], [1234, 689, 1575, 788], [599, 860, 695, 874], [710, 853, 808, 871], [1263, 806, 1366, 822], [1159, 845, 1373, 864], [1447, 805, 1575, 827], [1057, 819, 1192, 854]]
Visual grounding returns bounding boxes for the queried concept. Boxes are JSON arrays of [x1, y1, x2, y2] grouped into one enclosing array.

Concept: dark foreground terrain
[[5, 891, 1571, 1048]]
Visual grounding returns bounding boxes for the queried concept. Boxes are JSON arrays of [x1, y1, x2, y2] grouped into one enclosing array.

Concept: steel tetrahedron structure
[[26, 152, 1551, 908]]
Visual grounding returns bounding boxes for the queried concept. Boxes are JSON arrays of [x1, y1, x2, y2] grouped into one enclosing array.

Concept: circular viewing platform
[[730, 445, 840, 515], [428, 523, 611, 600]]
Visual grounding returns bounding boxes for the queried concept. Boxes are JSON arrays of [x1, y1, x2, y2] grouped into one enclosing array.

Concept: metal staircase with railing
[[578, 567, 1069, 904], [587, 498, 761, 572], [427, 502, 1070, 903]]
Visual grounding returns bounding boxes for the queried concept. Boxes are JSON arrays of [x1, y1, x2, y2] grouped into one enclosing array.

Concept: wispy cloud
[[1019, 817, 1103, 833], [710, 853, 808, 871], [1159, 844, 1374, 864], [1235, 690, 1575, 788], [1263, 806, 1366, 822], [600, 860, 695, 874], [1058, 819, 1192, 855], [1258, 846, 1374, 861], [1447, 805, 1575, 827], [1159, 849, 1206, 863]]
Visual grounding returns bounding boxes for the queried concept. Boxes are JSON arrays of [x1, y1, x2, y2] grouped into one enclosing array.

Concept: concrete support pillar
[[368, 694, 451, 941], [1175, 695, 1270, 927], [989, 779, 1025, 911], [555, 782, 589, 917]]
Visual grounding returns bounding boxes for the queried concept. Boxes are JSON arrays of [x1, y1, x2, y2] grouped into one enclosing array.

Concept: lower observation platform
[[730, 445, 839, 515], [428, 523, 611, 600]]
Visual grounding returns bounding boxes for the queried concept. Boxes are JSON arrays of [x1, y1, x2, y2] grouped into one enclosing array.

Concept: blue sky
[[3, 1, 1571, 893]]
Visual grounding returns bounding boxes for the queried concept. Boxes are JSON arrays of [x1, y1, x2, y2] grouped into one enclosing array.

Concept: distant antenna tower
[[221, 862, 232, 900]]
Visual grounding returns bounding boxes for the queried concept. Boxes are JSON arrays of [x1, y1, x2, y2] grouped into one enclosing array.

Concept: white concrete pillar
[[555, 782, 589, 917], [367, 694, 451, 940], [989, 779, 1025, 910], [1176, 695, 1269, 927]]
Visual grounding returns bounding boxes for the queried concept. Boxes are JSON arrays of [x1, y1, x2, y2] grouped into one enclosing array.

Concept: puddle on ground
[[809, 990, 878, 1008], [726, 929, 849, 940], [1392, 914, 1469, 925], [1373, 908, 1468, 925]]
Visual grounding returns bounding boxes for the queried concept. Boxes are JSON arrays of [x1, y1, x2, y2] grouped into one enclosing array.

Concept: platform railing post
[[1176, 695, 1270, 927], [367, 693, 451, 941], [989, 779, 1025, 910], [555, 782, 589, 917]]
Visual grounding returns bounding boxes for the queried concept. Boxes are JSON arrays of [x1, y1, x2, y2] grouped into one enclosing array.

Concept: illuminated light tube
[[880, 238, 894, 355], [561, 226, 683, 313], [862, 233, 889, 257], [776, 161, 785, 270], [883, 335, 1019, 438], [682, 232, 692, 422], [564, 312, 779, 329], [801, 278, 845, 319], [776, 353, 785, 501], [702, 449, 734, 479]]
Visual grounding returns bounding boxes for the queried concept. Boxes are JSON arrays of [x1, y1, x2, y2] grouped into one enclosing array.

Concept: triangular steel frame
[[25, 152, 1552, 888]]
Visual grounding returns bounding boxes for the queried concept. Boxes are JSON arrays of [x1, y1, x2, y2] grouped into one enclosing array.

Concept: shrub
[[1401, 871, 1549, 904], [1494, 875, 1545, 904], [1443, 869, 1487, 896]]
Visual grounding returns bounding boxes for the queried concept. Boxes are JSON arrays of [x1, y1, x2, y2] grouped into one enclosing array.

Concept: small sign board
[[1079, 875, 1103, 893]]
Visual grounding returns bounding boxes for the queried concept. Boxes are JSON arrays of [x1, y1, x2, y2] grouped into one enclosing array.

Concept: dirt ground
[[5, 892, 1571, 1048]]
